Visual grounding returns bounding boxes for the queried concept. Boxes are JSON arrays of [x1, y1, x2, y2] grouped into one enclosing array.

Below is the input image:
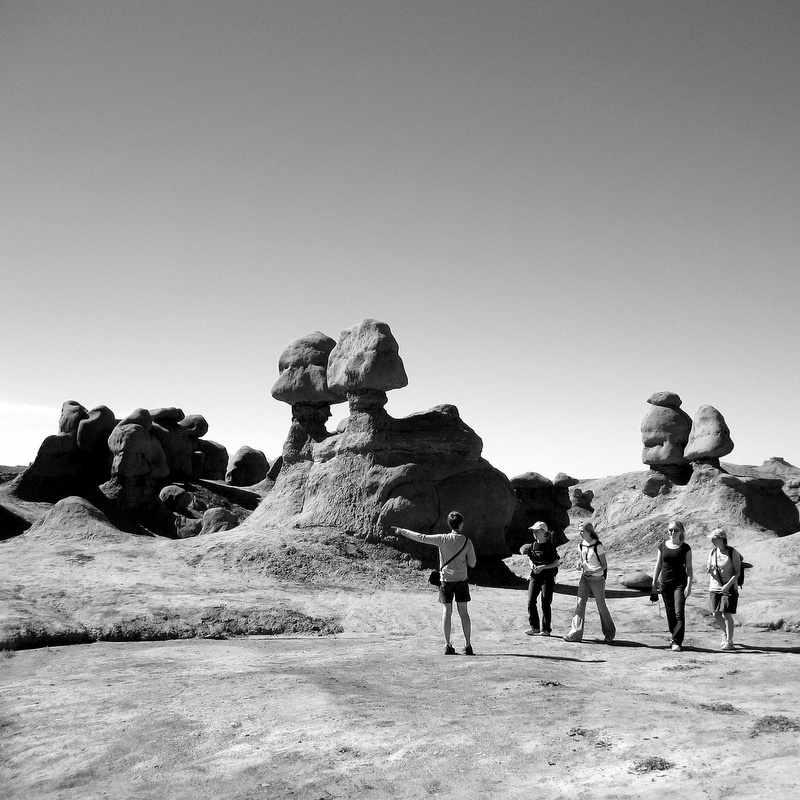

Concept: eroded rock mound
[[226, 446, 269, 486], [641, 391, 692, 482], [505, 472, 575, 550], [684, 405, 734, 464]]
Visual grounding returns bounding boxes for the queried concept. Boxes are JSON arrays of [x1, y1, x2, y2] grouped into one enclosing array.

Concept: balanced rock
[[684, 405, 734, 463], [271, 331, 345, 465], [641, 391, 692, 482]]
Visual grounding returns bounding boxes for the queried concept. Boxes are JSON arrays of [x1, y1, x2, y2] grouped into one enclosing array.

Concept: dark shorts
[[709, 591, 738, 614], [439, 580, 471, 605]]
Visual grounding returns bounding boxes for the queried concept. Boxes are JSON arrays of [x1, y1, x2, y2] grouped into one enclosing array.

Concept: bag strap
[[439, 536, 469, 571]]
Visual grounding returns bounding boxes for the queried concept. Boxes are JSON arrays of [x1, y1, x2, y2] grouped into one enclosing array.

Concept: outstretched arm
[[393, 526, 431, 545]]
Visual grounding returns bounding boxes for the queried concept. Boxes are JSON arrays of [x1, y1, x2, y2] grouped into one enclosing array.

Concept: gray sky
[[2, 0, 799, 479]]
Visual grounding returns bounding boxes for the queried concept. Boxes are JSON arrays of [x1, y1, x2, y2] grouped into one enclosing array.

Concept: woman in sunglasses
[[651, 519, 693, 651]]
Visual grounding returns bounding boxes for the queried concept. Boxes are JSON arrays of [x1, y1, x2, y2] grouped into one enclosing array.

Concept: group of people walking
[[394, 514, 743, 655]]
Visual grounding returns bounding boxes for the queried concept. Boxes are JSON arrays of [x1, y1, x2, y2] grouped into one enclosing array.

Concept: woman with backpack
[[706, 528, 742, 651], [650, 519, 693, 652], [563, 522, 616, 643]]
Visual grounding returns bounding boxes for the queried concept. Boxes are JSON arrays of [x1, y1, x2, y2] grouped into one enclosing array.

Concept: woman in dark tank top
[[651, 519, 694, 651]]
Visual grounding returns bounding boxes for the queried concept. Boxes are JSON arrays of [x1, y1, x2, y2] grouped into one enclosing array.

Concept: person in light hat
[[706, 528, 742, 651], [519, 521, 560, 636]]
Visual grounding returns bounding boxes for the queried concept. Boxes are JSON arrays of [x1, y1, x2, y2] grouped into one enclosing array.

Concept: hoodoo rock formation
[[684, 404, 734, 464], [242, 319, 515, 559], [9, 401, 248, 538], [590, 392, 800, 539], [640, 391, 693, 483]]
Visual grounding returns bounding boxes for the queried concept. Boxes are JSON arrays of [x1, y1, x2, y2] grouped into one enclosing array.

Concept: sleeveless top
[[659, 541, 691, 586]]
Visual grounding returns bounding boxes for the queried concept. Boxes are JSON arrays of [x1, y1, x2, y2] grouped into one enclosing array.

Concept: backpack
[[581, 540, 608, 580], [711, 546, 746, 588]]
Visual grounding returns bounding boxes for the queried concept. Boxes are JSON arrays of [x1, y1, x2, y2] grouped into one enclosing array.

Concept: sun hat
[[529, 521, 549, 531]]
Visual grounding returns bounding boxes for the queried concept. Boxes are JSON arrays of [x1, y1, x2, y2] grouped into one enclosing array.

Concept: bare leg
[[456, 601, 471, 647], [723, 612, 735, 644], [442, 603, 453, 645]]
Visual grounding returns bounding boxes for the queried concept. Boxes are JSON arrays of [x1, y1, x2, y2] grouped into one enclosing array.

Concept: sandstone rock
[[14, 433, 84, 503], [271, 331, 342, 405], [179, 414, 209, 439], [327, 319, 408, 401], [58, 401, 88, 437], [76, 406, 117, 484], [571, 487, 594, 511], [150, 408, 195, 480], [619, 570, 652, 591], [101, 422, 169, 507], [119, 408, 152, 430], [226, 446, 269, 486], [159, 485, 191, 513], [684, 405, 734, 463], [198, 439, 229, 481], [641, 391, 692, 479], [506, 472, 571, 549], [200, 507, 240, 534]]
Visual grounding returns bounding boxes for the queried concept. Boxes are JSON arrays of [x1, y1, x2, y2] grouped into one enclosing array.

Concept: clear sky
[[2, 1, 798, 479]]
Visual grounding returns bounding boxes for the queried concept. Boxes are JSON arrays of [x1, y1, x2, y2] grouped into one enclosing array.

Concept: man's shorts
[[438, 579, 471, 605], [709, 590, 738, 614]]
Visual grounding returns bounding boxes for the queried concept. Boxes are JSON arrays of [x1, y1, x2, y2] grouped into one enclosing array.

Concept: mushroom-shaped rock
[[327, 319, 408, 406], [226, 446, 269, 486], [684, 405, 734, 462], [271, 331, 342, 405], [571, 487, 594, 511], [641, 391, 692, 466], [58, 401, 88, 437]]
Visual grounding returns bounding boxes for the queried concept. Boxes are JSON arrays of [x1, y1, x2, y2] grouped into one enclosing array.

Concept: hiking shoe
[[721, 641, 735, 651], [444, 644, 456, 655], [525, 628, 540, 636], [671, 643, 682, 652], [462, 645, 474, 656], [538, 631, 551, 637]]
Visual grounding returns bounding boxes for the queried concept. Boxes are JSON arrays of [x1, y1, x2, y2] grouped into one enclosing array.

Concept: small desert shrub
[[699, 702, 741, 714], [749, 715, 800, 738], [1, 649, 15, 659], [629, 756, 674, 773]]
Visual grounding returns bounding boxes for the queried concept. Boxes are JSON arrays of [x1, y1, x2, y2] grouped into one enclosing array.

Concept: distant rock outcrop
[[505, 472, 576, 551], [242, 319, 515, 559], [226, 446, 269, 486]]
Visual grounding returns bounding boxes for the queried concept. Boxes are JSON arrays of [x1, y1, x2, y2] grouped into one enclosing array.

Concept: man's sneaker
[[538, 631, 551, 637], [671, 643, 682, 652], [444, 644, 456, 655], [721, 641, 735, 651], [525, 628, 540, 636], [462, 645, 474, 656]]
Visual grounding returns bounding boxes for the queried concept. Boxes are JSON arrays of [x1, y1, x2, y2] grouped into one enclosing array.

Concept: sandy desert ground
[[2, 508, 800, 800]]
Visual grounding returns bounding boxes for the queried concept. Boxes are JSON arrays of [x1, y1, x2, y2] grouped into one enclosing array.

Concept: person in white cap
[[706, 528, 742, 651], [519, 521, 561, 636]]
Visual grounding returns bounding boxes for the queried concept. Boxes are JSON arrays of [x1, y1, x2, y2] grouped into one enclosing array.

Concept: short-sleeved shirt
[[707, 547, 741, 593], [579, 541, 606, 577], [659, 541, 692, 586], [520, 540, 560, 576]]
